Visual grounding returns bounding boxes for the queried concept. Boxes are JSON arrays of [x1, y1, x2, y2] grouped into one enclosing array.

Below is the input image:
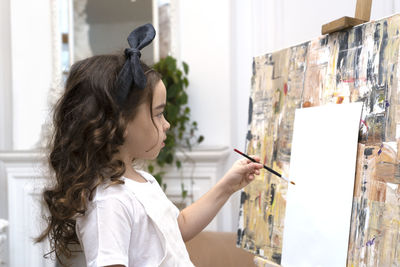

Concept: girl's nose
[[164, 119, 170, 131]]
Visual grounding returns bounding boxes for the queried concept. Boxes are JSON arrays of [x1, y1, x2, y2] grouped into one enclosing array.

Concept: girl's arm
[[177, 157, 262, 242]]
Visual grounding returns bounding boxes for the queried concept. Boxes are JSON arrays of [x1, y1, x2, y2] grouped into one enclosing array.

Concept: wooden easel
[[251, 2, 374, 266], [321, 0, 372, 34]]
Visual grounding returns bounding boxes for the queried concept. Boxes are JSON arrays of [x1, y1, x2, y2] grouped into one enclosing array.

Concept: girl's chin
[[150, 150, 162, 160], [142, 145, 164, 160]]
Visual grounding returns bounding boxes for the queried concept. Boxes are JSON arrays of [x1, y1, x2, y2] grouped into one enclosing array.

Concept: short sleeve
[[78, 198, 133, 267], [142, 171, 180, 219]]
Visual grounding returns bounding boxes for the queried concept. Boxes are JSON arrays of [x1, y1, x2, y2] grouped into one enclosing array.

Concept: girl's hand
[[177, 155, 263, 240], [220, 156, 263, 195]]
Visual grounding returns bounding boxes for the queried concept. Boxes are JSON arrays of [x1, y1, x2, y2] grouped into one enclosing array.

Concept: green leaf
[[166, 105, 179, 122], [172, 74, 179, 84], [197, 135, 204, 143], [166, 152, 173, 164], [168, 84, 180, 98], [181, 183, 188, 199], [176, 160, 182, 169], [154, 172, 163, 185], [178, 94, 188, 105], [148, 164, 154, 173], [183, 78, 189, 87], [165, 56, 176, 71], [157, 159, 165, 167], [182, 62, 189, 74]]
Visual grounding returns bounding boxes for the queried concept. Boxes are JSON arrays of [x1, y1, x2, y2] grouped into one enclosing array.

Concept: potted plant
[[148, 56, 204, 199]]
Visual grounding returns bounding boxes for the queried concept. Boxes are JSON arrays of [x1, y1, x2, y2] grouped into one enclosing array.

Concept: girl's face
[[122, 80, 170, 161]]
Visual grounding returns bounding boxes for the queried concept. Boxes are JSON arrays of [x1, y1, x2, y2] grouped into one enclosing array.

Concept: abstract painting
[[237, 14, 400, 266]]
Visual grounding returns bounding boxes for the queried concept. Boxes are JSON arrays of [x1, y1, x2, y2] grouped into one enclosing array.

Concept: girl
[[36, 24, 262, 267]]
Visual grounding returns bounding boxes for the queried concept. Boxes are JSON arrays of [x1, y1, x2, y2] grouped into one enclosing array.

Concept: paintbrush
[[233, 148, 295, 185]]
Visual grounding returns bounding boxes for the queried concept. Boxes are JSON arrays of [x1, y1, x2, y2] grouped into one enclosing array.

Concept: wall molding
[[0, 151, 53, 267], [0, 0, 13, 150], [0, 146, 230, 266]]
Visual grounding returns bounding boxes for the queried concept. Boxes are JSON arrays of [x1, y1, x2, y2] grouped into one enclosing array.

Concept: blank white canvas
[[281, 103, 363, 267]]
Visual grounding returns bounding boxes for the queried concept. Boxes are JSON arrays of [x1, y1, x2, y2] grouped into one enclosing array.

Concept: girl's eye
[[157, 111, 165, 118]]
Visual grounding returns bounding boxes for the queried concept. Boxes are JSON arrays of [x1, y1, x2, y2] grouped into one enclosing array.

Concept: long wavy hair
[[35, 54, 161, 264]]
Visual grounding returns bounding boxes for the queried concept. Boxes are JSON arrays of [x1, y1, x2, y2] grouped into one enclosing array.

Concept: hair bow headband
[[115, 23, 156, 106]]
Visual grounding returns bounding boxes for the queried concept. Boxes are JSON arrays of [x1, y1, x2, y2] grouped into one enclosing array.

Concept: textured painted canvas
[[237, 14, 400, 266]]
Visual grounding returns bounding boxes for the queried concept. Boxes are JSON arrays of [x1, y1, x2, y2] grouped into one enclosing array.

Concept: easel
[[321, 0, 372, 34], [250, 1, 374, 266]]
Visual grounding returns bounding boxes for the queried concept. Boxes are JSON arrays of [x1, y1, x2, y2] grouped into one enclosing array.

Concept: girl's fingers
[[245, 162, 262, 176], [251, 162, 263, 170], [244, 155, 261, 164]]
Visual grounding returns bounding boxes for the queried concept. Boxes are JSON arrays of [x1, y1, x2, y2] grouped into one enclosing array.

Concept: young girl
[[36, 24, 262, 267]]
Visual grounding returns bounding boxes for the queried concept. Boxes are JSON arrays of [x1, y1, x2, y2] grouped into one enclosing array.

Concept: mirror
[[60, 0, 174, 77]]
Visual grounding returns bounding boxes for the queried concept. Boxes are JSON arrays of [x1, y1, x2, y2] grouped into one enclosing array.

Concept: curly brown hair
[[35, 54, 161, 264]]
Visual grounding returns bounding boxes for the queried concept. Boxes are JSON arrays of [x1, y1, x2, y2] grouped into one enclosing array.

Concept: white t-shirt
[[75, 170, 194, 267]]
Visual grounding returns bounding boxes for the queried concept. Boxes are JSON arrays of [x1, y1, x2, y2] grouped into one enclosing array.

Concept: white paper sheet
[[281, 103, 363, 267]]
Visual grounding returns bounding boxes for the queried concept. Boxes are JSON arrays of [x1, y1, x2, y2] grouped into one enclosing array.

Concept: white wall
[[179, 0, 239, 231], [226, 0, 255, 232], [9, 0, 54, 150], [179, 0, 232, 149], [254, 0, 400, 56]]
